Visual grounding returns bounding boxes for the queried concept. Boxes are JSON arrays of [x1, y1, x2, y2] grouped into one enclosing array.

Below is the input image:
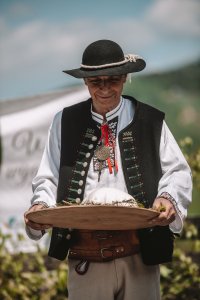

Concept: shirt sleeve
[[157, 121, 193, 233], [26, 111, 62, 240]]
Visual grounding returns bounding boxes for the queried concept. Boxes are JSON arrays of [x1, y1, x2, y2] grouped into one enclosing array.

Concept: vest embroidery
[[119, 130, 147, 207], [66, 126, 100, 203]]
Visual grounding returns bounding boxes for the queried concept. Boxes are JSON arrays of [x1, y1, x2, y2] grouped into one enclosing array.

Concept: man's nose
[[99, 79, 111, 89]]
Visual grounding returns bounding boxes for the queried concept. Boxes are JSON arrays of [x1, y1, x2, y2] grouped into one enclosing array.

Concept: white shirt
[[27, 97, 192, 239]]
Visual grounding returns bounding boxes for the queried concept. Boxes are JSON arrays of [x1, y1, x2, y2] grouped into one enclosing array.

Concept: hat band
[[80, 54, 141, 69]]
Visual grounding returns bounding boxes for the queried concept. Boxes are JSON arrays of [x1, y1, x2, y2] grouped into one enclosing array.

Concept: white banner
[[0, 88, 89, 251]]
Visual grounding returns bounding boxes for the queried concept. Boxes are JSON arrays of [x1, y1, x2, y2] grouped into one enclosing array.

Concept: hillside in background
[[123, 60, 200, 149], [124, 61, 200, 215]]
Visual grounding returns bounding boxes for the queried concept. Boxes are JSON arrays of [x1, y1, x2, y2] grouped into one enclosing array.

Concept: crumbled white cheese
[[82, 187, 138, 207]]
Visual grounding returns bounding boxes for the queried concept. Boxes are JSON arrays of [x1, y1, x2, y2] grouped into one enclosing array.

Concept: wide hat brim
[[63, 58, 146, 78], [26, 205, 158, 230]]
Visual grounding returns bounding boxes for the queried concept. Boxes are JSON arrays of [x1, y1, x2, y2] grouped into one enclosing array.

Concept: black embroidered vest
[[48, 96, 174, 264]]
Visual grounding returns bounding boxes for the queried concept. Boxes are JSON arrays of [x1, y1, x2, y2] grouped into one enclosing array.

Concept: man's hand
[[24, 204, 52, 231], [149, 197, 176, 226]]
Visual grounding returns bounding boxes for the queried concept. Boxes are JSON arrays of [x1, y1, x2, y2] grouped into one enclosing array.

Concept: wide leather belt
[[68, 230, 140, 262]]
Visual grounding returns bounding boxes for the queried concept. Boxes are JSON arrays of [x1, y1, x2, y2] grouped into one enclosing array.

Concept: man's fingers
[[25, 218, 52, 230], [157, 207, 172, 220], [149, 209, 176, 226], [26, 213, 52, 229], [150, 197, 177, 226], [24, 204, 52, 230], [149, 200, 176, 226], [157, 214, 176, 226]]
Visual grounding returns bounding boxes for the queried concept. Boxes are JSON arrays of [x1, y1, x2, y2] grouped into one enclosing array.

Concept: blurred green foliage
[[160, 247, 200, 300], [160, 218, 200, 300], [0, 231, 68, 300], [179, 137, 200, 216], [180, 137, 200, 190]]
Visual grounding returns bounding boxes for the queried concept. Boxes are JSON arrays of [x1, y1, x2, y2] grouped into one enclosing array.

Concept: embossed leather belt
[[68, 230, 140, 262]]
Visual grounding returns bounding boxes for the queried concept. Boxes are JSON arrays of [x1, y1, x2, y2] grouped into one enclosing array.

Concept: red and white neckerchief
[[94, 118, 118, 181]]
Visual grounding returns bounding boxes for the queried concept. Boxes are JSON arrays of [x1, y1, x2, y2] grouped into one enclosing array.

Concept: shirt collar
[[91, 97, 124, 124]]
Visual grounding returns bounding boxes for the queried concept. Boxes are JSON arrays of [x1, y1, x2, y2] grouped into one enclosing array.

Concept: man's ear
[[122, 74, 127, 83], [84, 78, 88, 86]]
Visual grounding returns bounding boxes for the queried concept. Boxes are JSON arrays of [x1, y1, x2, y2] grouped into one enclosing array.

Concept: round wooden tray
[[26, 205, 159, 230]]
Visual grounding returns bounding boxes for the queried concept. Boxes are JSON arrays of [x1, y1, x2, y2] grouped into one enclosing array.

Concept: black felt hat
[[63, 39, 146, 78]]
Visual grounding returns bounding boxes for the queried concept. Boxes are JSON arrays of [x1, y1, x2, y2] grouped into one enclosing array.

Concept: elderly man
[[24, 39, 192, 300]]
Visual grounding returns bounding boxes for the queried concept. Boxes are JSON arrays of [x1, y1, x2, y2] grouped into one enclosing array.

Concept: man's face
[[84, 75, 127, 117]]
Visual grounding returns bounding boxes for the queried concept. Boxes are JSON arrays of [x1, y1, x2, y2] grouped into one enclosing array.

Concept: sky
[[0, 0, 200, 100]]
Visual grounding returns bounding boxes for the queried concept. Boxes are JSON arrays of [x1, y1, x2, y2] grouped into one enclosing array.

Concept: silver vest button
[[66, 234, 71, 240], [77, 189, 82, 194], [92, 136, 97, 141], [76, 198, 81, 204]]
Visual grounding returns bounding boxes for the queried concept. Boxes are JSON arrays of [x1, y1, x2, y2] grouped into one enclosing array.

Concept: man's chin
[[98, 97, 111, 102]]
